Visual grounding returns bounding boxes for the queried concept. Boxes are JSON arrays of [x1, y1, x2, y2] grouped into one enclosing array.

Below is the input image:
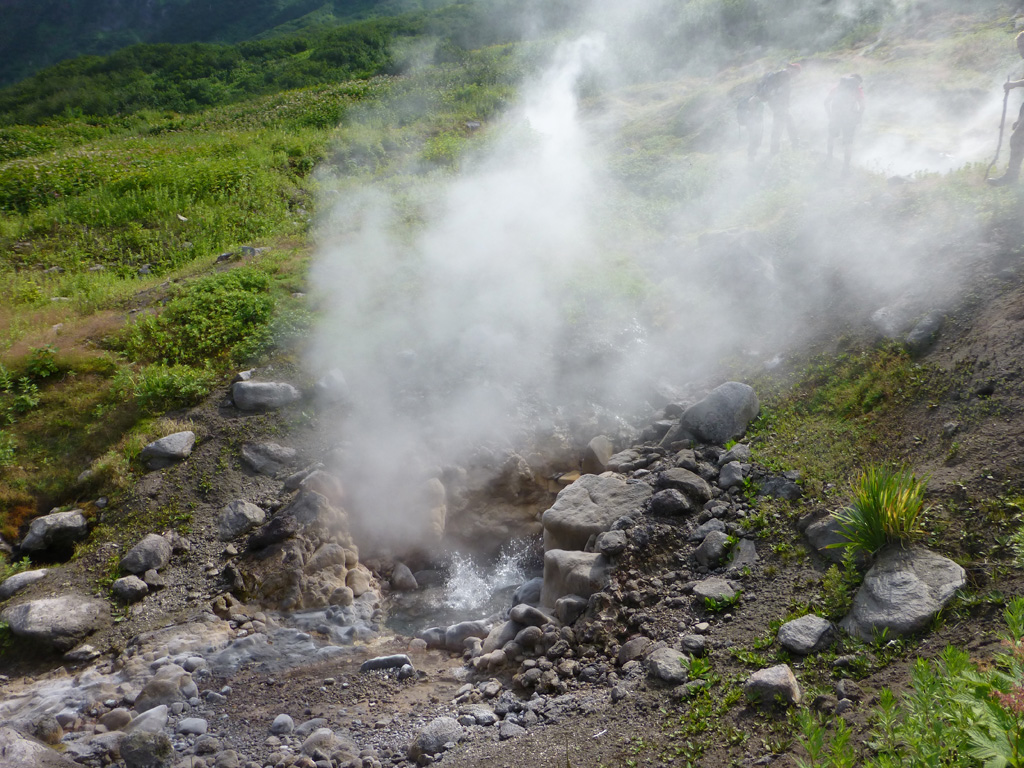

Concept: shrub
[[0, 430, 15, 468], [112, 364, 216, 415], [831, 465, 927, 558], [119, 267, 275, 367]]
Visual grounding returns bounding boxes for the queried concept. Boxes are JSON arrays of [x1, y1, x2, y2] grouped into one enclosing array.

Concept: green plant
[[830, 465, 928, 558], [704, 590, 741, 613], [0, 429, 15, 468], [820, 548, 862, 620], [26, 346, 59, 379], [111, 364, 216, 415], [686, 656, 713, 679]]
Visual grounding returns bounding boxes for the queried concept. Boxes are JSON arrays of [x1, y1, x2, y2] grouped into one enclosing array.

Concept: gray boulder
[[0, 725, 83, 767], [232, 381, 301, 411], [694, 530, 732, 568], [407, 716, 463, 761], [689, 518, 726, 542], [240, 442, 298, 475], [19, 510, 88, 554], [1, 594, 110, 651], [217, 500, 266, 541], [112, 575, 149, 603], [139, 431, 195, 469], [804, 514, 849, 563], [656, 468, 713, 504], [677, 381, 760, 445], [692, 577, 737, 603], [0, 568, 47, 599], [777, 614, 836, 655], [646, 647, 689, 684], [121, 729, 174, 768], [718, 461, 745, 490], [445, 621, 490, 653], [582, 435, 615, 475], [648, 488, 694, 516], [121, 534, 172, 574], [905, 310, 944, 357], [595, 529, 628, 556], [744, 664, 802, 706], [314, 368, 351, 405], [541, 549, 613, 607], [542, 474, 652, 552], [841, 546, 965, 640], [391, 563, 419, 592], [512, 577, 544, 606]]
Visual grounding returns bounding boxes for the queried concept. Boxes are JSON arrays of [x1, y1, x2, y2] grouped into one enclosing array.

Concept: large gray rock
[[582, 435, 615, 475], [777, 614, 836, 655], [407, 716, 463, 761], [677, 382, 760, 445], [232, 381, 301, 411], [646, 648, 689, 684], [804, 514, 849, 563], [112, 575, 149, 603], [120, 729, 174, 768], [240, 442, 298, 476], [217, 500, 266, 541], [0, 568, 47, 599], [655, 468, 713, 504], [691, 577, 737, 602], [444, 621, 490, 652], [19, 510, 88, 554], [139, 431, 195, 469], [540, 549, 613, 607], [121, 534, 172, 574], [694, 530, 732, 568], [841, 546, 966, 640], [542, 474, 652, 552], [0, 725, 83, 767], [134, 666, 196, 713], [744, 664, 802, 706], [1, 594, 110, 651]]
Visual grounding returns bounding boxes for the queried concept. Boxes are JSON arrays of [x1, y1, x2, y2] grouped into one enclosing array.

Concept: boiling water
[[386, 540, 540, 636]]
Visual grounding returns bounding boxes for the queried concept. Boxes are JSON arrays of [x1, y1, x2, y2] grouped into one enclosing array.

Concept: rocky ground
[[3, 194, 1024, 768]]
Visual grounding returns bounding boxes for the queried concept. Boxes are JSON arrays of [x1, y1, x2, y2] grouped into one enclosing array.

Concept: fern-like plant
[[831, 465, 928, 557]]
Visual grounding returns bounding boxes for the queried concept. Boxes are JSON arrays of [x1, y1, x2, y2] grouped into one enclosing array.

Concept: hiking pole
[[985, 75, 1011, 181]]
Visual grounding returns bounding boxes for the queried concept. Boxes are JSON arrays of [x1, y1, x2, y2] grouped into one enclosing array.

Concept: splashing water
[[443, 542, 535, 613]]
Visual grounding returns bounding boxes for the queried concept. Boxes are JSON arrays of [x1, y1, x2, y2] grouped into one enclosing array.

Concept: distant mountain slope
[[0, 0, 453, 87]]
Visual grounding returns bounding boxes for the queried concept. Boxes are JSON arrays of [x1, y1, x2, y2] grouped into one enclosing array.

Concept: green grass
[[830, 465, 928, 558]]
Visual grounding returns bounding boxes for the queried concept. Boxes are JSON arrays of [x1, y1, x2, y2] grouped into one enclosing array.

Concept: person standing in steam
[[746, 62, 802, 161], [989, 31, 1024, 186], [825, 74, 865, 176]]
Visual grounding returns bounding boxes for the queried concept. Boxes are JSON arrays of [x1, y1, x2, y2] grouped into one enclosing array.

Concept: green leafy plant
[[26, 345, 59, 380], [820, 548, 861, 620], [830, 465, 928, 557], [704, 590, 741, 613]]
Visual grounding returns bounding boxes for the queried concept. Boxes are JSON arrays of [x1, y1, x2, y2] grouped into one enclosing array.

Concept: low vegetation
[[831, 465, 928, 558]]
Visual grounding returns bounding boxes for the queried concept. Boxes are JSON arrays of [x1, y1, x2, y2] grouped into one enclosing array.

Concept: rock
[[33, 714, 63, 744], [407, 717, 463, 761], [718, 444, 751, 465], [301, 728, 339, 756], [646, 647, 689, 684], [445, 621, 490, 652], [904, 310, 944, 357], [360, 654, 413, 672], [314, 368, 351, 405], [728, 538, 758, 573], [124, 705, 169, 734], [247, 514, 299, 550], [841, 546, 966, 640], [595, 529, 628, 556], [679, 635, 707, 656], [232, 381, 301, 411], [270, 714, 294, 735], [803, 514, 849, 563], [656, 467, 713, 504], [100, 708, 133, 731], [777, 614, 836, 655], [691, 578, 737, 602], [677, 382, 760, 445], [648, 488, 694, 516], [512, 577, 543, 606], [555, 594, 588, 624], [217, 500, 266, 541], [509, 603, 553, 627], [19, 510, 88, 555], [1, 594, 110, 651], [121, 534, 172, 574], [391, 563, 418, 592], [0, 725, 83, 767], [617, 636, 653, 665], [240, 442, 298, 476], [540, 549, 613, 607], [0, 568, 47, 599], [121, 730, 174, 768], [498, 721, 527, 740], [744, 664, 802, 706], [134, 666, 196, 712], [718, 461, 745, 490], [694, 530, 731, 568], [140, 432, 195, 469], [582, 435, 615, 475], [176, 718, 208, 735], [759, 476, 802, 501], [482, 621, 519, 654], [689, 518, 726, 542], [542, 474, 652, 552], [112, 575, 149, 603]]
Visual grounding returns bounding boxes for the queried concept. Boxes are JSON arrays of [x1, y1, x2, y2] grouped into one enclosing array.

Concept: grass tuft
[[831, 465, 928, 558]]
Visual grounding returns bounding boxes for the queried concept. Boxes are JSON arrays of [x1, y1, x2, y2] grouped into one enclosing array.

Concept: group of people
[[740, 29, 1024, 185], [738, 62, 865, 175]]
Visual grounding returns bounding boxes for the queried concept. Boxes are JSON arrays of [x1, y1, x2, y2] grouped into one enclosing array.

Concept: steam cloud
[[308, 0, 1011, 552]]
